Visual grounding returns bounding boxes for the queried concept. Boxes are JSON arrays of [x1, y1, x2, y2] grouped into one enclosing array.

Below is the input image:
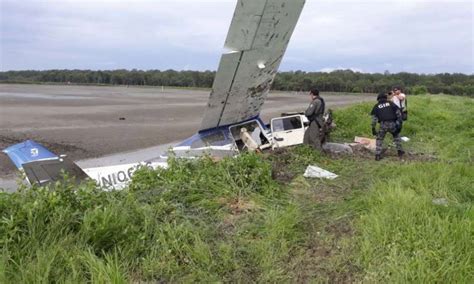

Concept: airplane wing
[[200, 0, 305, 131]]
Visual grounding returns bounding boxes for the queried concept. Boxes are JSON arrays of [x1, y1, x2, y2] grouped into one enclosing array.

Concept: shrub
[[410, 85, 429, 95]]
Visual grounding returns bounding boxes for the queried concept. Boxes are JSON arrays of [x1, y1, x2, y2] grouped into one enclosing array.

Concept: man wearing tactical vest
[[370, 92, 404, 161], [304, 88, 325, 150]]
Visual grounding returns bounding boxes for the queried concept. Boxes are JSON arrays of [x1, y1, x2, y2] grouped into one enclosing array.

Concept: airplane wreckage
[[3, 0, 352, 190]]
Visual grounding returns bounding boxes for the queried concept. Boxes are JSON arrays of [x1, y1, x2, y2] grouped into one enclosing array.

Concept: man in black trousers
[[370, 92, 404, 161]]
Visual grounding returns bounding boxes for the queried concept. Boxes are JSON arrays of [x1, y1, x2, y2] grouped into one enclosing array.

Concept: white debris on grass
[[432, 198, 448, 206], [401, 136, 410, 142], [303, 165, 338, 180]]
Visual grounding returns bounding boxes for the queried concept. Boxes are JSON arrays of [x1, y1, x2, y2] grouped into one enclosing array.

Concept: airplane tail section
[[200, 0, 305, 130], [3, 140, 88, 186]]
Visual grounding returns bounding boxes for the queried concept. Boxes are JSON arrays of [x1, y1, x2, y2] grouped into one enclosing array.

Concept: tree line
[[1, 69, 472, 96]]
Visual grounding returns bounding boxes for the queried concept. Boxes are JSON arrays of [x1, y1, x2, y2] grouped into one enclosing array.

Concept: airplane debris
[[322, 142, 353, 155], [240, 127, 259, 151], [303, 165, 338, 179], [401, 136, 410, 142], [432, 198, 448, 206], [354, 136, 376, 151]]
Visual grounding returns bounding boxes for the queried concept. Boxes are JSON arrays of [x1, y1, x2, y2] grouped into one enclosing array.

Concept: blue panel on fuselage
[[2, 140, 58, 169]]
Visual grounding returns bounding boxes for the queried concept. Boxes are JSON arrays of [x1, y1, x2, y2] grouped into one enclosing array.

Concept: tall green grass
[[333, 95, 474, 162], [1, 154, 307, 282], [331, 94, 473, 282], [356, 162, 473, 282], [1, 94, 472, 282]]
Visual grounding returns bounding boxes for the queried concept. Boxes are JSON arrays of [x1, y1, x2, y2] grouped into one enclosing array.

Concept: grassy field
[[1, 95, 473, 282]]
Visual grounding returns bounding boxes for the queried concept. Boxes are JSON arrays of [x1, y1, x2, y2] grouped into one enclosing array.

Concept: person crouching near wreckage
[[304, 88, 325, 151], [371, 92, 405, 161]]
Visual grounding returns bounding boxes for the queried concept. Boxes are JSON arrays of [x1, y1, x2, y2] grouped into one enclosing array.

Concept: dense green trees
[[411, 85, 429, 95], [0, 69, 472, 96], [272, 70, 473, 96]]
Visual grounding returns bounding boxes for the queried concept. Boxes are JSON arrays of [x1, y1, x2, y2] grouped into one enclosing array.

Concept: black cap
[[377, 92, 387, 101]]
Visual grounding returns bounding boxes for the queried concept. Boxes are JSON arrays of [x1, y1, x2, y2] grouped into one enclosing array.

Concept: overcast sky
[[1, 0, 472, 74]]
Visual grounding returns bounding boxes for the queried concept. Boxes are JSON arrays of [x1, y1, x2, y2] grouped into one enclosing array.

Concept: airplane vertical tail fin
[[200, 0, 306, 130]]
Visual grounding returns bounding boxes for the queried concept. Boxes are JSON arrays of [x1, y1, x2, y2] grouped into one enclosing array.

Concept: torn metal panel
[[303, 165, 338, 180], [200, 0, 305, 131]]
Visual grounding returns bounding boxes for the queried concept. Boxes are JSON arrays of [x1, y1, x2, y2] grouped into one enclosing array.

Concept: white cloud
[[320, 67, 364, 73], [1, 0, 472, 73]]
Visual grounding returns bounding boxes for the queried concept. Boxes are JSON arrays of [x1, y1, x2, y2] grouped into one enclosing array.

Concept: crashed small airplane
[[4, 0, 312, 190]]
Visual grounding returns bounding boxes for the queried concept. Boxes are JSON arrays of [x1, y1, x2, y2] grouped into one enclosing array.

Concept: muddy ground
[[0, 84, 373, 178]]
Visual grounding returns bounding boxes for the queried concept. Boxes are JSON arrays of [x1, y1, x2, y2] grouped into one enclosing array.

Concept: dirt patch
[[294, 218, 361, 283], [218, 197, 259, 235], [326, 143, 437, 162], [277, 155, 361, 282], [267, 148, 298, 184], [226, 197, 258, 215], [401, 151, 437, 162], [0, 134, 24, 147], [269, 142, 437, 188], [311, 186, 346, 203], [325, 218, 354, 238]]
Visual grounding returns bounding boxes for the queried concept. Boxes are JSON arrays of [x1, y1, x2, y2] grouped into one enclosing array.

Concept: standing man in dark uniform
[[304, 88, 325, 150], [371, 92, 404, 161]]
